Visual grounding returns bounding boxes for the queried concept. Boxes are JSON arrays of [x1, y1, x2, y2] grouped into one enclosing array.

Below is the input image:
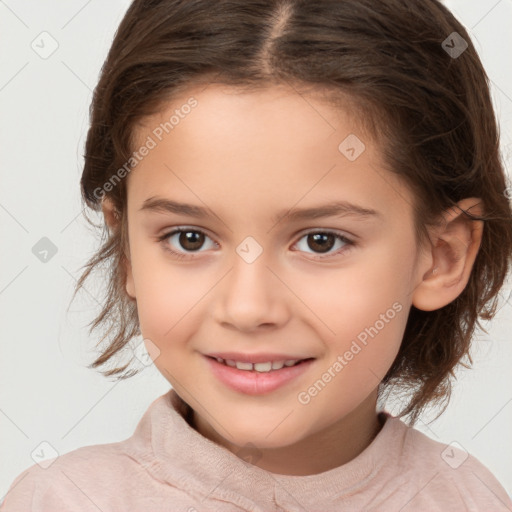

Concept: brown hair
[[73, 0, 512, 425]]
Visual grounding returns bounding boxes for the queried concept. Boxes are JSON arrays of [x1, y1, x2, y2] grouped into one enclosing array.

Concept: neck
[[190, 390, 383, 476]]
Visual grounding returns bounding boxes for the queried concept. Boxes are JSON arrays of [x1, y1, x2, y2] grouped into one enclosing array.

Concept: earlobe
[[412, 198, 484, 312], [101, 196, 120, 231], [102, 196, 136, 300], [121, 219, 136, 301], [125, 257, 136, 300]]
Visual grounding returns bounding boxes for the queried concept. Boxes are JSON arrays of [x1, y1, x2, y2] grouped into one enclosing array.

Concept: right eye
[[158, 227, 218, 259]]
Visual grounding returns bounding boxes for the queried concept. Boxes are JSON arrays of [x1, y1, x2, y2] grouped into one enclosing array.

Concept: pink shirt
[[1, 388, 511, 511]]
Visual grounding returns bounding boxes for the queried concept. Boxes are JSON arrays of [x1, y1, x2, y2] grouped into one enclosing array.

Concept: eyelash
[[157, 227, 356, 261]]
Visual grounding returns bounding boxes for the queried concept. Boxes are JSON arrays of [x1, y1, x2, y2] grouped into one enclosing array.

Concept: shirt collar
[[125, 388, 402, 511]]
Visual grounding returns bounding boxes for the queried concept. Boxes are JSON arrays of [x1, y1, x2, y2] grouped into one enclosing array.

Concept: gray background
[[1, 0, 511, 501]]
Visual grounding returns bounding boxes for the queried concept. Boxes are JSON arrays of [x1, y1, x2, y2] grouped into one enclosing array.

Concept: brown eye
[[177, 230, 205, 251], [294, 230, 354, 259], [306, 233, 336, 253], [158, 228, 217, 259]]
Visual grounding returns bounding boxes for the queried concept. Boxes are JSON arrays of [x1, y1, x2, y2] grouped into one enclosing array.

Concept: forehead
[[127, 84, 415, 224]]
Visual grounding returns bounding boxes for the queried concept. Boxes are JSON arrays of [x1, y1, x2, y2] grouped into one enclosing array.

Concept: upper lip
[[205, 352, 314, 363]]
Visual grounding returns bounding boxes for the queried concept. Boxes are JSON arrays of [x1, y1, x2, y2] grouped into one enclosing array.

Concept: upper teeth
[[215, 357, 301, 372]]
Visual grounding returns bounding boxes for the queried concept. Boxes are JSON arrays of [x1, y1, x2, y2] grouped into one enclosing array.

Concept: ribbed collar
[[125, 388, 403, 511]]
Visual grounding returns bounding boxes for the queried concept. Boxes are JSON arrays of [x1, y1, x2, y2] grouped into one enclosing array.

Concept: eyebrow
[[139, 196, 382, 224]]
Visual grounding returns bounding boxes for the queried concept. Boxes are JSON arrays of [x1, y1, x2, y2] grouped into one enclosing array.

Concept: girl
[[2, 0, 511, 510]]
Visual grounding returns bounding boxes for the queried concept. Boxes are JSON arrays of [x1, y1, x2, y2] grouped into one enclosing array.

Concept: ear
[[101, 197, 136, 301], [412, 198, 484, 311], [101, 196, 120, 230]]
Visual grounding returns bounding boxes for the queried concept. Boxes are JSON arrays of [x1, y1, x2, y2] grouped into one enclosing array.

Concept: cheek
[[129, 242, 214, 342], [296, 245, 410, 334], [299, 302, 407, 423], [294, 244, 411, 378]]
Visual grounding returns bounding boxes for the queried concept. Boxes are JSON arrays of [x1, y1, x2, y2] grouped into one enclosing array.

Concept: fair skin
[[102, 83, 483, 476]]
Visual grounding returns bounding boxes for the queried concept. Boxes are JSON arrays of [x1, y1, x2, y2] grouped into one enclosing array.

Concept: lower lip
[[204, 356, 315, 395]]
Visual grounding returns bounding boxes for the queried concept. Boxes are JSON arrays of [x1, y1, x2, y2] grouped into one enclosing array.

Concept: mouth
[[206, 356, 314, 372], [204, 354, 316, 395]]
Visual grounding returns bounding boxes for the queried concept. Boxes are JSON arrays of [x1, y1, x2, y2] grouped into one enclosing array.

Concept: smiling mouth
[[206, 356, 314, 372]]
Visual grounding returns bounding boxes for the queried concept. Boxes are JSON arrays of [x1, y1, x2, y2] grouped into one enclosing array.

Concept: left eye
[[293, 231, 353, 258]]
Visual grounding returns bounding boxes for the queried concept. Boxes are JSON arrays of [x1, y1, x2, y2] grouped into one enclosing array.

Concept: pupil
[[308, 233, 334, 253], [180, 231, 204, 251]]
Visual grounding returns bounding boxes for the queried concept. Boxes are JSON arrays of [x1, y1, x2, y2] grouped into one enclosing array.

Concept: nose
[[212, 250, 291, 333]]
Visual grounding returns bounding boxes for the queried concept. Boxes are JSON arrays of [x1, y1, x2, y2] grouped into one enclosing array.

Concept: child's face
[[123, 84, 430, 451]]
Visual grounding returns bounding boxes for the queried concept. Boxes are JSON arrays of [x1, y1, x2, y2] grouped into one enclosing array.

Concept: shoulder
[[0, 392, 179, 511], [381, 414, 512, 511], [0, 441, 144, 511]]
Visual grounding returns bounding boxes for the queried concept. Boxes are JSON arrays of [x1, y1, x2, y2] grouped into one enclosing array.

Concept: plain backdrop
[[1, 0, 511, 502]]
